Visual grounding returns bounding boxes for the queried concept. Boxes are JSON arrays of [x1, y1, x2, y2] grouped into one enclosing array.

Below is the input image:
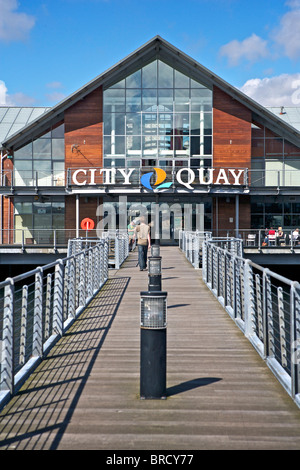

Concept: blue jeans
[[138, 245, 148, 270]]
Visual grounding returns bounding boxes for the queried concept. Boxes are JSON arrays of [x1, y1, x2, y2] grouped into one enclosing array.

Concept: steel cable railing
[[180, 230, 300, 409], [0, 238, 112, 410], [202, 239, 300, 408]]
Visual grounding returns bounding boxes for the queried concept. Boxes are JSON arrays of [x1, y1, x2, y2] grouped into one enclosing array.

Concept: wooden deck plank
[[0, 246, 300, 450]]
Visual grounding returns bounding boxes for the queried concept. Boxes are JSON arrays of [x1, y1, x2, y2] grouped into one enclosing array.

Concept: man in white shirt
[[134, 216, 151, 271]]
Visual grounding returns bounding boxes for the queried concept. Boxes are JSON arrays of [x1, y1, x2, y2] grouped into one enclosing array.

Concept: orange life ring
[[81, 218, 95, 231]]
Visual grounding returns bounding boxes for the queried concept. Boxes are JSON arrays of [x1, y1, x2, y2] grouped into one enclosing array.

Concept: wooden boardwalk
[[0, 246, 300, 450]]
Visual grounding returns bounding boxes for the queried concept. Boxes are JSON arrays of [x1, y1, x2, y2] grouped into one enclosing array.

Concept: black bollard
[[140, 291, 167, 399]]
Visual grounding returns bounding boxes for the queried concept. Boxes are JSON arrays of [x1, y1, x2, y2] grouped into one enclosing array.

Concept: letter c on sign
[[81, 218, 95, 231]]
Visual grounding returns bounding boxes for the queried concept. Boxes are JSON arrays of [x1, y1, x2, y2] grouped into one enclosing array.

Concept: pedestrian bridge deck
[[0, 247, 300, 450]]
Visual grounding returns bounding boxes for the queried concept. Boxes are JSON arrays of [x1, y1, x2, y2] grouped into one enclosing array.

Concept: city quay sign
[[71, 167, 246, 190]]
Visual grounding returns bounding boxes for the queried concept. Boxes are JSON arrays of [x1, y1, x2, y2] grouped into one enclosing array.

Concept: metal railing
[[179, 230, 244, 268], [0, 228, 130, 252], [212, 229, 300, 250], [201, 238, 300, 408], [68, 230, 129, 269], [179, 230, 212, 268], [0, 238, 110, 410], [3, 167, 300, 189]]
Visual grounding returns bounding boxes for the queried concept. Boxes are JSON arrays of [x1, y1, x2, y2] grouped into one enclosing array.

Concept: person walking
[[127, 219, 136, 252], [134, 216, 151, 271]]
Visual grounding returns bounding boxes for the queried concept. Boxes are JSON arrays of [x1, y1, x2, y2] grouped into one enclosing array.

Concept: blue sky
[[0, 0, 300, 107]]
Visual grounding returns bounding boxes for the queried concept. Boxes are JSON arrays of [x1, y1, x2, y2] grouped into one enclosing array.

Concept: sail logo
[[140, 167, 172, 191]]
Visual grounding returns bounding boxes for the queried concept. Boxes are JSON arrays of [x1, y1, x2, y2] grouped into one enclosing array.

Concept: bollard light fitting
[[140, 291, 167, 329], [151, 244, 160, 257], [148, 256, 162, 291]]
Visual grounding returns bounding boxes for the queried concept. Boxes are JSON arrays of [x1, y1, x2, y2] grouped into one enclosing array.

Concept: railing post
[[68, 257, 76, 319], [19, 285, 28, 366], [53, 261, 64, 337], [88, 248, 93, 298], [115, 234, 120, 269], [244, 259, 254, 337], [33, 268, 43, 358], [0, 279, 14, 395], [255, 273, 264, 341], [233, 257, 238, 318], [44, 273, 52, 340], [291, 282, 300, 399], [79, 251, 86, 306], [263, 269, 274, 359]]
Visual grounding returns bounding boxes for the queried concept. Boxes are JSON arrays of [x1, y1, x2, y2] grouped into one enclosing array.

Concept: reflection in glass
[[158, 88, 173, 111], [14, 142, 32, 159], [158, 113, 172, 135], [142, 61, 157, 88], [33, 138, 51, 159], [126, 69, 141, 88], [143, 114, 157, 135], [126, 89, 141, 112], [142, 89, 157, 111], [103, 89, 125, 113], [103, 58, 213, 167], [158, 61, 173, 88], [126, 114, 141, 135], [175, 69, 189, 88]]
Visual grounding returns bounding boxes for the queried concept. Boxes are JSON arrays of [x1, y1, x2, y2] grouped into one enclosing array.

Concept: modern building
[[1, 36, 300, 253]]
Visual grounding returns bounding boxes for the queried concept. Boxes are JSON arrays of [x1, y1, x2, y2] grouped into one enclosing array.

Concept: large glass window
[[14, 123, 65, 187], [103, 60, 213, 170], [251, 122, 300, 187], [14, 197, 65, 244], [251, 195, 300, 230]]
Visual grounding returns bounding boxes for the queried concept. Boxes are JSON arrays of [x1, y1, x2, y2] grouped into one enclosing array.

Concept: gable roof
[[2, 35, 300, 151]]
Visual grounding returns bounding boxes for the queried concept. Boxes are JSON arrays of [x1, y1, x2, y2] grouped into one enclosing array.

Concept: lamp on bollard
[[140, 291, 167, 399], [148, 256, 162, 291], [151, 244, 160, 257]]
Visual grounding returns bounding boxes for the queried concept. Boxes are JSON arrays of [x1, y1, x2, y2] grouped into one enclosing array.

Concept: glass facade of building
[[251, 195, 300, 230], [13, 123, 65, 240], [251, 121, 300, 187], [14, 196, 65, 244], [103, 60, 212, 171], [14, 123, 65, 187]]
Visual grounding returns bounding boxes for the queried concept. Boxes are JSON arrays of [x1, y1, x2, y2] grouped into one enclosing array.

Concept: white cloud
[[46, 81, 64, 89], [219, 34, 269, 66], [0, 0, 35, 42], [46, 91, 66, 103], [0, 80, 8, 105], [240, 73, 300, 106], [272, 4, 300, 60], [0, 79, 37, 106], [220, 1, 300, 66]]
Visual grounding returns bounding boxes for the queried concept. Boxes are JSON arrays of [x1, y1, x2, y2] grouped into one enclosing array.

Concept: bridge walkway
[[0, 246, 300, 450]]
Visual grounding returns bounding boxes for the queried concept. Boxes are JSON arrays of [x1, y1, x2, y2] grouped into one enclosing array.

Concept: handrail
[[180, 230, 300, 408], [3, 167, 300, 188], [0, 238, 110, 410], [67, 231, 129, 269]]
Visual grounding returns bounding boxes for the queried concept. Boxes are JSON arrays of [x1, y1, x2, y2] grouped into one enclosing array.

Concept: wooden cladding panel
[[2, 158, 13, 242], [65, 87, 103, 170], [213, 86, 252, 169], [213, 196, 251, 235], [2, 196, 13, 244]]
